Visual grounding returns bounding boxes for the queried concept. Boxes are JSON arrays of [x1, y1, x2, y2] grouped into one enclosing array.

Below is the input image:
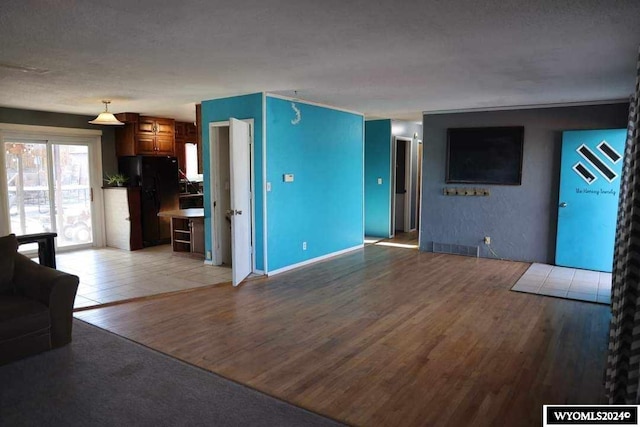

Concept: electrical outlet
[[484, 236, 491, 245], [206, 251, 212, 259], [302, 241, 307, 250]]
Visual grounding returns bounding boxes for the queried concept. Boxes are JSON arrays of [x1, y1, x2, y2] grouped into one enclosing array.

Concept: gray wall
[[420, 103, 628, 263], [0, 107, 117, 175], [392, 121, 423, 230]]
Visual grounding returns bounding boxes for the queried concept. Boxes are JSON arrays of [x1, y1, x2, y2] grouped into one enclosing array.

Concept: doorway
[[1, 130, 104, 252], [209, 119, 255, 286], [391, 136, 420, 245]]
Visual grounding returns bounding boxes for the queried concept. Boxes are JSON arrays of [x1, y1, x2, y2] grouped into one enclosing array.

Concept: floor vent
[[432, 242, 479, 258]]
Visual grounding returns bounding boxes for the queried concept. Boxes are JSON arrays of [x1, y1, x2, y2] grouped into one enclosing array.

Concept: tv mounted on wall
[[446, 126, 524, 185]]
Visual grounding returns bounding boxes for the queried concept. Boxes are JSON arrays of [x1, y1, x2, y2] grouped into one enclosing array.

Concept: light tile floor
[[51, 245, 232, 309], [511, 263, 611, 305]]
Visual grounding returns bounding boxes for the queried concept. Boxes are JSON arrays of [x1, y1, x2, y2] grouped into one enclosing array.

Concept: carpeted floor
[[0, 320, 343, 427]]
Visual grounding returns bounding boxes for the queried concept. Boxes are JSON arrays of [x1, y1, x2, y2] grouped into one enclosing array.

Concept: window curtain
[[606, 46, 640, 404]]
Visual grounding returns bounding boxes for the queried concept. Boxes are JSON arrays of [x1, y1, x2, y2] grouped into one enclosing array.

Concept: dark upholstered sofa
[[0, 234, 79, 365]]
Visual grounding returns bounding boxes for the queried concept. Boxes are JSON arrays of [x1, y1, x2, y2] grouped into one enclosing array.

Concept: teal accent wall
[[265, 97, 364, 272], [364, 119, 392, 237], [201, 93, 264, 270]]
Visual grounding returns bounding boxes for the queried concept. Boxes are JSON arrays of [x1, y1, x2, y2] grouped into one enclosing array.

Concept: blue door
[[555, 129, 626, 272]]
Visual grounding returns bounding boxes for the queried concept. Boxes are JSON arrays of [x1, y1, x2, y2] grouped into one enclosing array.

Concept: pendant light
[[89, 100, 124, 125]]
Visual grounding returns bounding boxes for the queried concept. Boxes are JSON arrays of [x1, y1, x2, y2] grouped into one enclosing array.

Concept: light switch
[[377, 178, 383, 185], [266, 182, 272, 192], [283, 174, 294, 183]]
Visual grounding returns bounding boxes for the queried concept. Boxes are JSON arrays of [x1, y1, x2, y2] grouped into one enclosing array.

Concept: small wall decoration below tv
[[446, 126, 524, 185]]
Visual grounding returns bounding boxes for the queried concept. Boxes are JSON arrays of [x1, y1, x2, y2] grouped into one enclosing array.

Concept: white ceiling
[[0, 0, 639, 122]]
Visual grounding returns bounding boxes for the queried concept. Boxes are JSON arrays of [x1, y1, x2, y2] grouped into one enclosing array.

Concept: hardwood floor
[[385, 230, 419, 244], [75, 246, 611, 426]]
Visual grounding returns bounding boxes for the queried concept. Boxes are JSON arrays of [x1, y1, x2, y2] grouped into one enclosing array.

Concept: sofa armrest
[[12, 253, 79, 347]]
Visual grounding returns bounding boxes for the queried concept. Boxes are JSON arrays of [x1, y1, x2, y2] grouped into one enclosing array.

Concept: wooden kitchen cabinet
[[156, 136, 175, 155], [138, 117, 174, 138], [156, 119, 175, 138], [136, 134, 156, 155], [157, 208, 205, 257], [115, 113, 175, 157], [175, 121, 197, 144], [175, 121, 186, 141], [185, 122, 197, 141], [136, 117, 156, 136]]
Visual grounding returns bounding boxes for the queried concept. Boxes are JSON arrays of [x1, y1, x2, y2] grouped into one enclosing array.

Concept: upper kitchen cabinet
[[115, 113, 175, 157], [186, 122, 197, 142], [174, 121, 197, 144]]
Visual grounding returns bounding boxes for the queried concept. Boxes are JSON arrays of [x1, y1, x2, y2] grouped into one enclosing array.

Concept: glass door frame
[[0, 123, 105, 252]]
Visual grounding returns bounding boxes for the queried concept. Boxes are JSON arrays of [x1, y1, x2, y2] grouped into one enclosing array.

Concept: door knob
[[226, 209, 234, 216], [559, 202, 567, 208], [235, 210, 242, 215]]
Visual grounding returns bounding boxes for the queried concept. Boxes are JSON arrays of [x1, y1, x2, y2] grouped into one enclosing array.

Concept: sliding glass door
[[52, 144, 93, 247], [4, 138, 98, 250]]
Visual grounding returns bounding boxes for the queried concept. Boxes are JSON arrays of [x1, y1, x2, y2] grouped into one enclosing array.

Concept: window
[[185, 143, 200, 181]]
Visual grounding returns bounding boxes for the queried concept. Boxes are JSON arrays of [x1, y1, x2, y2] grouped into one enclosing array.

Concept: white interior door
[[229, 118, 251, 286]]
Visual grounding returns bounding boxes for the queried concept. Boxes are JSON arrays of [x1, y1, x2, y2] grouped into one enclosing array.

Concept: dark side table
[[16, 232, 57, 268]]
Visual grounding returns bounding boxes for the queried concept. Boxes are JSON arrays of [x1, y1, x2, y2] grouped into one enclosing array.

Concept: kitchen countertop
[[157, 208, 204, 219]]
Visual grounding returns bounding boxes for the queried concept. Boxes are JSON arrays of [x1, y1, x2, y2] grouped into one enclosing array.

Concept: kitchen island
[[157, 208, 204, 257]]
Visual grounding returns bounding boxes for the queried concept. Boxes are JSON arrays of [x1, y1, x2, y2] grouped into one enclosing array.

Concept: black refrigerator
[[118, 156, 179, 246]]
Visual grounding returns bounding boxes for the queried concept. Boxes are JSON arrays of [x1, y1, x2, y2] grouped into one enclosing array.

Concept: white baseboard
[[266, 244, 364, 276], [203, 260, 214, 266], [253, 269, 265, 275]]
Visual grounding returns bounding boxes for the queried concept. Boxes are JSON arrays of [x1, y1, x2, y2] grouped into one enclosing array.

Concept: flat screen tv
[[446, 126, 524, 185]]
